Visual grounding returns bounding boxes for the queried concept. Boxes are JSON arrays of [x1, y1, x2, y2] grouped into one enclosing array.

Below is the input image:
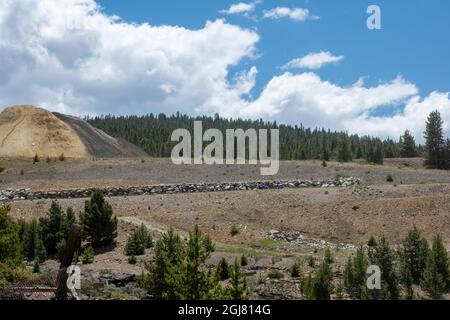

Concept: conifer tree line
[[340, 228, 450, 300], [87, 113, 426, 162], [0, 191, 118, 270]]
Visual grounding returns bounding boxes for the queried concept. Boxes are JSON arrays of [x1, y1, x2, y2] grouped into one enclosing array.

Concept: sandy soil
[[2, 157, 450, 191], [0, 105, 88, 158], [4, 160, 450, 249]]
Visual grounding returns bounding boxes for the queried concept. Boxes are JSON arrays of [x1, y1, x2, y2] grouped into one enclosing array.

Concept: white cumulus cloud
[[283, 51, 344, 70], [263, 7, 319, 22], [220, 1, 260, 15], [0, 0, 450, 142]]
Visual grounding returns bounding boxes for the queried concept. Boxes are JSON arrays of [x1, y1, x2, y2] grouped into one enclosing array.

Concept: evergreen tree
[[343, 247, 369, 299], [177, 225, 216, 299], [424, 111, 447, 169], [366, 144, 384, 164], [222, 259, 249, 300], [399, 226, 429, 284], [87, 113, 403, 161], [400, 130, 418, 158], [0, 206, 22, 266], [39, 201, 65, 254], [125, 224, 153, 256], [140, 228, 184, 300], [216, 258, 230, 281], [369, 236, 399, 300], [301, 259, 333, 300], [23, 219, 47, 262], [336, 134, 353, 162], [421, 252, 446, 299], [429, 235, 450, 290], [80, 191, 117, 247]]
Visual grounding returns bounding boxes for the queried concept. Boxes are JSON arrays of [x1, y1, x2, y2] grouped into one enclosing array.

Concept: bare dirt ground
[[2, 157, 450, 249], [2, 157, 450, 299]]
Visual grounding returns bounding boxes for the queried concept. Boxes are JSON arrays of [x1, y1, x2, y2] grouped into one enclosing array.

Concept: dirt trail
[[0, 113, 26, 146]]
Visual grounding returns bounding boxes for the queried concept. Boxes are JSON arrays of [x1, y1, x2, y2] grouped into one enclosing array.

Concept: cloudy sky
[[0, 0, 449, 142]]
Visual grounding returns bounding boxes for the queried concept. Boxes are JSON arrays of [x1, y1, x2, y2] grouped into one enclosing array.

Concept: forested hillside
[[86, 113, 421, 161]]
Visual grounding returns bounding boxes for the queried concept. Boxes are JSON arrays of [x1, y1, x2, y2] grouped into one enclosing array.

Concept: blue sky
[[97, 0, 450, 101], [1, 0, 450, 141]]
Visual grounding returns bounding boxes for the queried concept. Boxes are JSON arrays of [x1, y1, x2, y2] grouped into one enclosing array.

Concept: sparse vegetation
[[128, 255, 137, 265], [240, 255, 248, 267], [230, 225, 240, 237], [267, 269, 283, 280], [81, 246, 95, 264], [291, 261, 300, 278], [125, 224, 153, 256], [386, 174, 394, 183]]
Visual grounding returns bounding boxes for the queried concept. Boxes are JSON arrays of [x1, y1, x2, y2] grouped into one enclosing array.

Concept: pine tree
[[140, 228, 184, 300], [421, 252, 446, 299], [216, 258, 230, 281], [0, 206, 22, 266], [222, 259, 249, 300], [23, 219, 47, 262], [125, 224, 153, 256], [39, 201, 65, 254], [424, 111, 447, 169], [400, 130, 417, 158], [369, 236, 399, 300], [301, 259, 333, 300], [80, 191, 117, 247], [366, 144, 384, 164], [336, 134, 353, 162], [399, 226, 429, 284], [343, 247, 368, 299], [313, 260, 333, 300], [178, 225, 216, 300], [429, 235, 450, 290]]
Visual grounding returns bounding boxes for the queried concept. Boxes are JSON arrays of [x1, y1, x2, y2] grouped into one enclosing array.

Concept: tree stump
[[55, 224, 82, 300]]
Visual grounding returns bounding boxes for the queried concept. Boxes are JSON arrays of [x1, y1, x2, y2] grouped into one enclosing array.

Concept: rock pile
[[0, 177, 360, 202], [266, 230, 358, 251]]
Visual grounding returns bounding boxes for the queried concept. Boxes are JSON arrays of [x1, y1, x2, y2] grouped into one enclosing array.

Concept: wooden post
[[55, 224, 82, 300]]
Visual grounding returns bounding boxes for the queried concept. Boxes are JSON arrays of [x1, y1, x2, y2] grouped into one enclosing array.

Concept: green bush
[[59, 153, 66, 162], [80, 191, 117, 248], [267, 269, 283, 279], [240, 255, 248, 267], [33, 154, 39, 164], [307, 256, 315, 267], [230, 225, 240, 237], [291, 262, 300, 278], [128, 255, 137, 265], [81, 246, 95, 265], [386, 174, 394, 183], [124, 224, 153, 256], [324, 249, 333, 265], [0, 167, 5, 173]]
